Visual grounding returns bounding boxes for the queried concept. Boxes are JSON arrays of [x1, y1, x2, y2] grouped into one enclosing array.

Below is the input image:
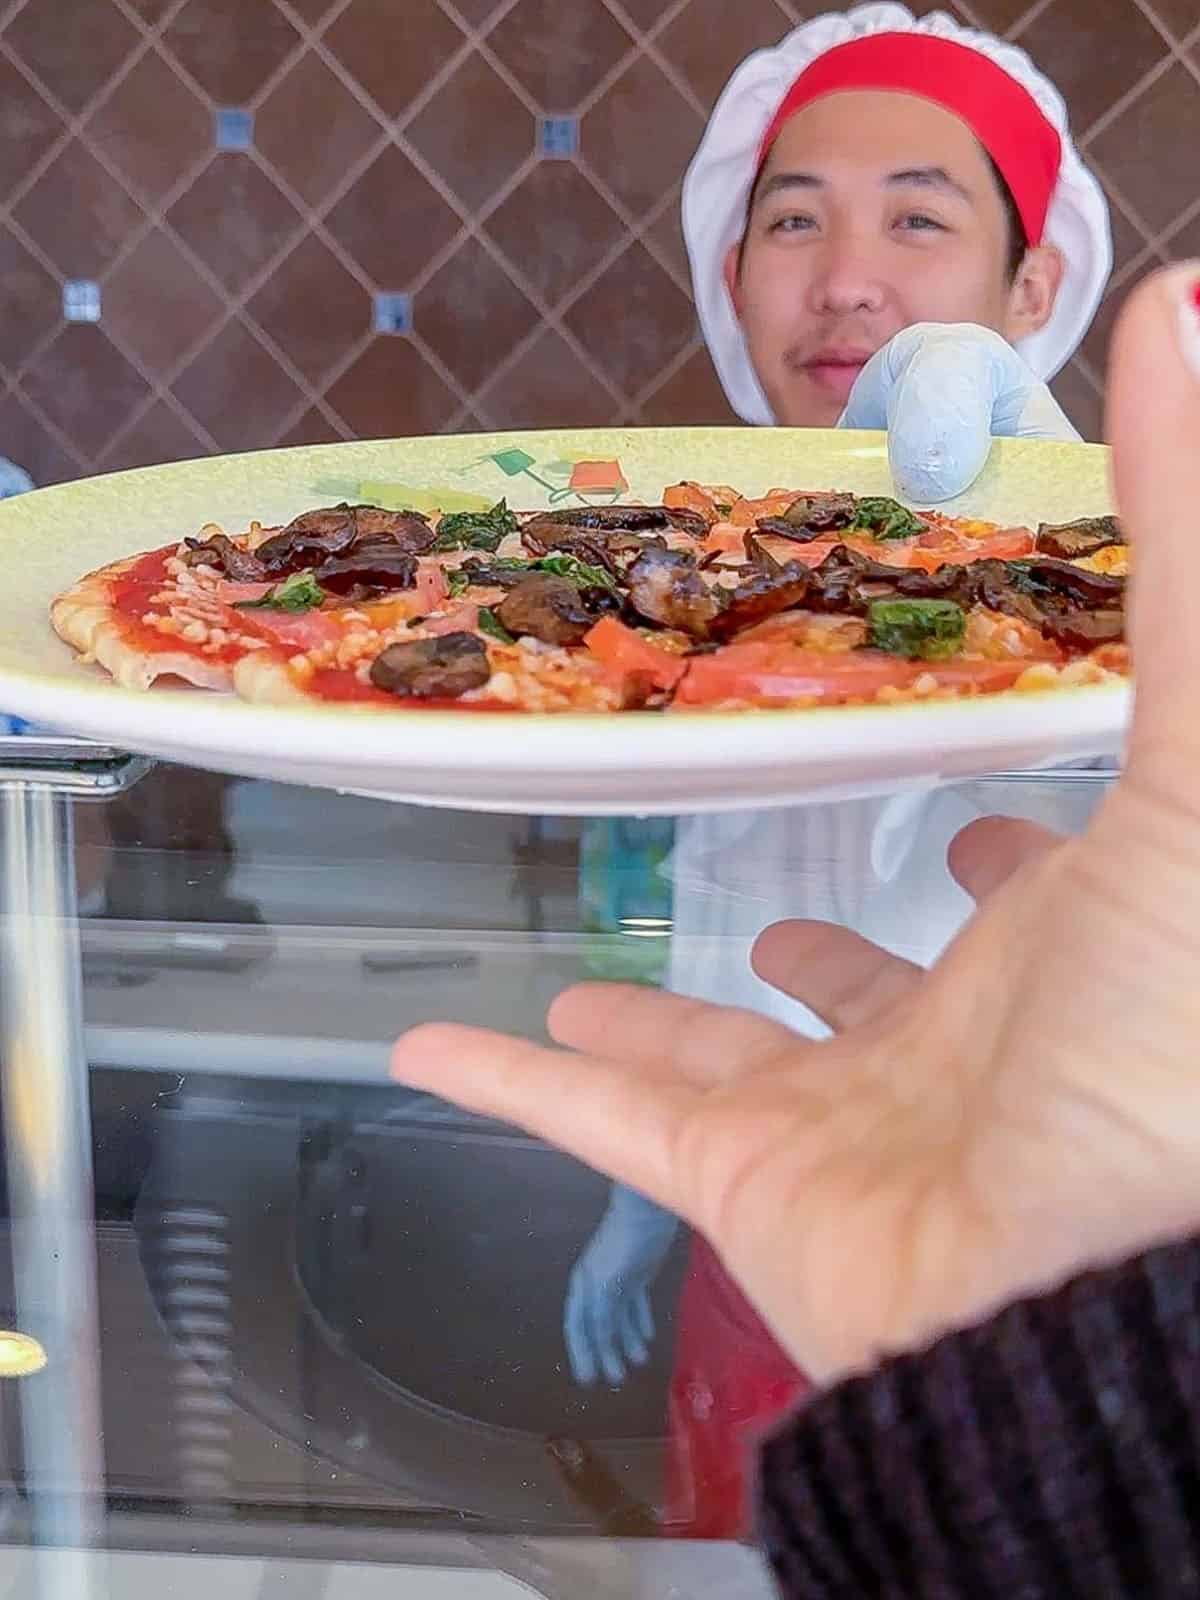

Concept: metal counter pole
[[0, 753, 148, 1600]]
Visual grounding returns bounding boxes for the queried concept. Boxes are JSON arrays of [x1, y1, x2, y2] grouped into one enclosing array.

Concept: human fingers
[[391, 1023, 701, 1214], [548, 981, 801, 1086], [1108, 265, 1200, 788], [618, 1294, 650, 1370], [947, 817, 1061, 903], [842, 324, 1007, 502], [588, 1284, 625, 1388], [750, 919, 922, 1031], [563, 1268, 599, 1387], [633, 1285, 655, 1346]]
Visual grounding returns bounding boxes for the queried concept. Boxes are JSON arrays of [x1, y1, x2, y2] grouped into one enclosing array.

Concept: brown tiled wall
[[1, 0, 1197, 484]]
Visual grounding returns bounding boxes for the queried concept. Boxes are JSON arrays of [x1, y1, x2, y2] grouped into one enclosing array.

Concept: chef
[[563, 2, 1116, 1541]]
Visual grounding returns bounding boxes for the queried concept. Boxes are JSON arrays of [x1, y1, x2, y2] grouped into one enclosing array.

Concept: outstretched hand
[[393, 268, 1200, 1385]]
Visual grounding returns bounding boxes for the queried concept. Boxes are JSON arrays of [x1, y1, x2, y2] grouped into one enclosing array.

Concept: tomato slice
[[675, 643, 919, 705], [909, 527, 1035, 569], [664, 481, 721, 523], [675, 643, 1031, 706], [585, 616, 686, 690]]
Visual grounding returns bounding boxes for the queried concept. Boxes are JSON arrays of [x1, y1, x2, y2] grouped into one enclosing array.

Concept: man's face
[[728, 89, 1061, 426]]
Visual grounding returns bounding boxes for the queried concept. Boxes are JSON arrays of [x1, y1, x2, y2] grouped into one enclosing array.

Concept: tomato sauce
[[304, 668, 509, 711], [108, 544, 243, 665]]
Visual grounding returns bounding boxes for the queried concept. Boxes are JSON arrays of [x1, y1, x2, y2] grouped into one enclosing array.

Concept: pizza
[[50, 486, 1129, 714]]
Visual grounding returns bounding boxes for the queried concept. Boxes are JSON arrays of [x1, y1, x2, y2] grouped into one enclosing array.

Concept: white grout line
[[1085, 155, 1169, 256], [0, 30, 159, 222], [1126, 0, 1193, 50], [4, 376, 93, 475], [1079, 34, 1186, 148], [1004, 0, 1056, 42], [242, 0, 355, 115]]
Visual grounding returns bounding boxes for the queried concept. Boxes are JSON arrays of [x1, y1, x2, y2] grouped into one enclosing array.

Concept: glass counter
[[0, 755, 1113, 1598]]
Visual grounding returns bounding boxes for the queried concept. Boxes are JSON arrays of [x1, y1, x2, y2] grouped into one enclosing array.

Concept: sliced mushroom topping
[[181, 533, 268, 581], [254, 508, 358, 570], [312, 549, 418, 596], [255, 504, 436, 574], [1012, 558, 1125, 608], [625, 547, 724, 639], [495, 574, 597, 646], [519, 525, 624, 574], [369, 632, 490, 699], [1035, 515, 1123, 561], [1040, 609, 1125, 649], [523, 504, 708, 540], [709, 563, 812, 639], [755, 517, 835, 545], [352, 507, 435, 548], [756, 491, 858, 541]]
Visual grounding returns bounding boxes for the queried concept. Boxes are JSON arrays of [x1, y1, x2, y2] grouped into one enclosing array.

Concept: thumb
[[843, 324, 1019, 503], [1107, 265, 1200, 783]]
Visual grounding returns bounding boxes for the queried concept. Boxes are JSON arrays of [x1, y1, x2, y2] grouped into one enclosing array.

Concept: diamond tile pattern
[[172, 318, 307, 448], [659, 0, 797, 107], [254, 49, 381, 207], [84, 47, 211, 203], [95, 401, 211, 473], [247, 232, 370, 381], [405, 50, 533, 211], [583, 54, 705, 216], [1, 0, 1196, 479], [489, 0, 634, 110], [166, 156, 304, 290], [0, 53, 65, 202], [22, 326, 152, 457], [565, 240, 696, 397], [322, 0, 465, 118], [12, 139, 145, 277], [0, 226, 61, 373], [416, 237, 540, 391], [324, 145, 462, 287], [162, 0, 301, 104], [3, 0, 141, 114], [101, 227, 224, 376]]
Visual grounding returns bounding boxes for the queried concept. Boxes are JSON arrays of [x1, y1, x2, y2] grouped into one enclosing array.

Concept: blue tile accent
[[373, 291, 412, 335], [214, 107, 254, 151], [63, 280, 101, 323], [540, 116, 578, 158]]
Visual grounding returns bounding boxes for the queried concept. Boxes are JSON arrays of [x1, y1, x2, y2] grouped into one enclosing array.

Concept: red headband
[[757, 33, 1062, 245]]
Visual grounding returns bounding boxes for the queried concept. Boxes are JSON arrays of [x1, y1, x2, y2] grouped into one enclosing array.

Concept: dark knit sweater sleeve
[[756, 1235, 1200, 1599]]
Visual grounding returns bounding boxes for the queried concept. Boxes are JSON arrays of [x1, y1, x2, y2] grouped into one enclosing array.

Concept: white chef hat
[[682, 2, 1113, 424]]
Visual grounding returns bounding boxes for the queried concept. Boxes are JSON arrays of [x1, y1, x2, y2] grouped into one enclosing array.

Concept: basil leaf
[[433, 499, 518, 552], [534, 553, 619, 593], [234, 570, 326, 612], [852, 497, 927, 542], [868, 599, 965, 660], [449, 552, 620, 595], [477, 607, 515, 644]]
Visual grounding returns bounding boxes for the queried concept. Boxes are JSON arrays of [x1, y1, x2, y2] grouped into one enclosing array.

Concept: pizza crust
[[232, 653, 318, 705], [51, 554, 235, 692]]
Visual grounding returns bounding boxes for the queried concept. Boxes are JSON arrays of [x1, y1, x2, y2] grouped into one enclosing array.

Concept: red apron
[[665, 1234, 812, 1539]]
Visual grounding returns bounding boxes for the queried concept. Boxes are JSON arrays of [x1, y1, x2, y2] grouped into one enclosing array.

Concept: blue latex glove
[[563, 1182, 679, 1387], [839, 323, 1080, 504]]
